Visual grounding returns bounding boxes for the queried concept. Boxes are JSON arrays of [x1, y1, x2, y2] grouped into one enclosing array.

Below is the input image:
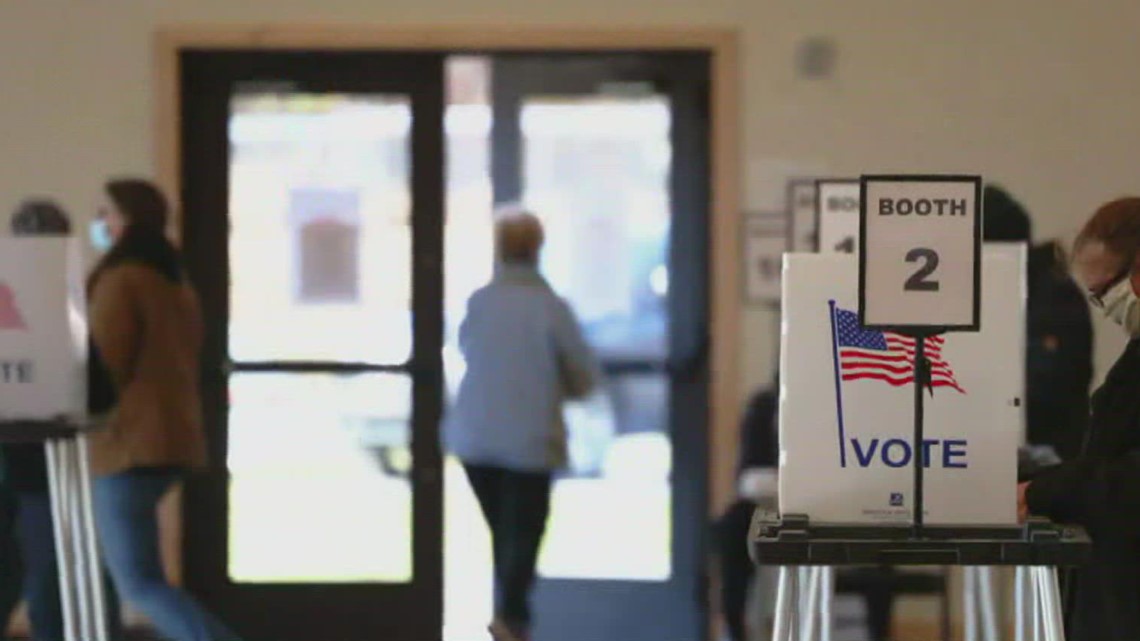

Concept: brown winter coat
[[87, 263, 208, 475]]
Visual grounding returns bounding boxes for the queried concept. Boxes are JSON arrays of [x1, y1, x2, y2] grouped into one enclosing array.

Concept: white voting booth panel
[[778, 245, 1024, 525], [0, 237, 85, 421]]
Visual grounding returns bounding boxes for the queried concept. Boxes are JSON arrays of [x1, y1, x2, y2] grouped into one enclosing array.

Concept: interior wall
[[4, 0, 1137, 398], [736, 1, 1140, 396], [1, 2, 1138, 633]]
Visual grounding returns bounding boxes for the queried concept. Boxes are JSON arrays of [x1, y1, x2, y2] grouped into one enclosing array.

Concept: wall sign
[[858, 175, 982, 331], [743, 212, 787, 305], [787, 179, 819, 251], [816, 179, 861, 256]]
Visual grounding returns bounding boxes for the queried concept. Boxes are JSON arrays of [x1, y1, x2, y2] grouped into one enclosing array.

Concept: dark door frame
[[179, 49, 445, 641]]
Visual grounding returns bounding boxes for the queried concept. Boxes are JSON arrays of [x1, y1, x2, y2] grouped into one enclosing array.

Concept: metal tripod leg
[[819, 567, 834, 641], [801, 567, 822, 641], [76, 435, 109, 641], [1034, 567, 1065, 641], [978, 567, 1000, 641], [47, 439, 79, 641], [64, 440, 95, 640], [46, 436, 109, 641], [772, 567, 802, 641], [1015, 566, 1034, 641], [964, 567, 979, 641], [963, 566, 1000, 641]]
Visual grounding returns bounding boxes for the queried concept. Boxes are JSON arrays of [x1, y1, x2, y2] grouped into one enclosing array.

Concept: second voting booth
[[0, 237, 109, 641], [750, 175, 1090, 641]]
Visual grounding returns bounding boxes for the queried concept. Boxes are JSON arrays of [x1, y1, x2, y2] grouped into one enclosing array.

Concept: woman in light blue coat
[[445, 212, 599, 641]]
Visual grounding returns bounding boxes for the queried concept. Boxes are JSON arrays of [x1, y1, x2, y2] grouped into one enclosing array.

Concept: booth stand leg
[[819, 567, 834, 641], [45, 436, 109, 641], [979, 567, 999, 641], [801, 568, 821, 641], [47, 439, 79, 641], [1033, 567, 1065, 641], [964, 567, 979, 641], [772, 567, 801, 641]]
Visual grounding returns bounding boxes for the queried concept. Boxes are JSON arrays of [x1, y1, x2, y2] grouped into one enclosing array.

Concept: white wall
[[3, 0, 1136, 403]]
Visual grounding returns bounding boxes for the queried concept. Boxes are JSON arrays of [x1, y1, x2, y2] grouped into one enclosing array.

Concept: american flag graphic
[[832, 306, 965, 394]]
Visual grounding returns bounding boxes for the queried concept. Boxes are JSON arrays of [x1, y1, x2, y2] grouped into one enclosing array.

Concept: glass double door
[[179, 50, 708, 641]]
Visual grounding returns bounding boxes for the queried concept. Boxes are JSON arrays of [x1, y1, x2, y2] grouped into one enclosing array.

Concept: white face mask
[[88, 219, 113, 252], [1100, 276, 1140, 336]]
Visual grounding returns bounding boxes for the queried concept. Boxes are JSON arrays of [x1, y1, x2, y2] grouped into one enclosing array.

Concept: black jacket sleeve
[[1026, 451, 1140, 533], [737, 389, 779, 473]]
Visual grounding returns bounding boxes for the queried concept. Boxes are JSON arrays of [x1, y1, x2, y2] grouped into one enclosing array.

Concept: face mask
[[88, 219, 113, 252], [1100, 276, 1140, 336]]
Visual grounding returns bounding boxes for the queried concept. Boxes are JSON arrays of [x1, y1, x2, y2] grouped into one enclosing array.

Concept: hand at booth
[[1017, 481, 1031, 523]]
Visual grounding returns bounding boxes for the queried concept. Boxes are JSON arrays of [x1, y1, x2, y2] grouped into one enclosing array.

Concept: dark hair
[[983, 184, 1032, 243], [1074, 197, 1140, 263], [10, 199, 71, 236], [87, 178, 184, 294]]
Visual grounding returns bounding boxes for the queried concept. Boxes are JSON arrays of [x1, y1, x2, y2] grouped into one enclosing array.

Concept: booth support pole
[[912, 333, 929, 534]]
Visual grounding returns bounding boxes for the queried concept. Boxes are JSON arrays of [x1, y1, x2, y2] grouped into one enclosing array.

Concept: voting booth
[[0, 238, 86, 420], [778, 246, 1023, 526], [751, 175, 1091, 641], [0, 237, 109, 641]]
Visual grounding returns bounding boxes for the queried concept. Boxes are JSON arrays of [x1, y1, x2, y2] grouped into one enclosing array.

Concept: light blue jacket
[[444, 265, 600, 471]]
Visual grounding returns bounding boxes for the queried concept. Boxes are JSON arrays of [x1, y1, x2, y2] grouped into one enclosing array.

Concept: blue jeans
[[94, 469, 242, 641], [15, 490, 123, 641]]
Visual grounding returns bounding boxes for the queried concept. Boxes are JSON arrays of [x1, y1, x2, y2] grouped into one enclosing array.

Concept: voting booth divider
[[751, 175, 1091, 641], [0, 237, 109, 641]]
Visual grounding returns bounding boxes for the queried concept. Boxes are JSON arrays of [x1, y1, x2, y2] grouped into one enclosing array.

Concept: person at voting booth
[[445, 211, 600, 641], [86, 179, 242, 641], [0, 200, 124, 641], [1021, 196, 1140, 641], [983, 185, 1093, 462]]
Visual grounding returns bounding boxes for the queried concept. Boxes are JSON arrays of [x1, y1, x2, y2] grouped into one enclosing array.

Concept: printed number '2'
[[904, 248, 940, 291]]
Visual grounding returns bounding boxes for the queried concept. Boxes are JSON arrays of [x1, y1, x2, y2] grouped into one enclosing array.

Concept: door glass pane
[[526, 96, 673, 581], [228, 92, 412, 364], [227, 372, 412, 583], [522, 96, 671, 361]]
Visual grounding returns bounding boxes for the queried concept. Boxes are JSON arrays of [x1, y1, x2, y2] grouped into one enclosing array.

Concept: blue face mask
[[89, 219, 113, 252]]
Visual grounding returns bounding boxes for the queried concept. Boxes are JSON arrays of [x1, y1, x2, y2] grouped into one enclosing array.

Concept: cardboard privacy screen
[[0, 238, 86, 421], [778, 245, 1024, 525]]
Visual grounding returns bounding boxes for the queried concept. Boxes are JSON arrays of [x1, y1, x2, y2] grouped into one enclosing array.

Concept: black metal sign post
[[857, 174, 983, 533]]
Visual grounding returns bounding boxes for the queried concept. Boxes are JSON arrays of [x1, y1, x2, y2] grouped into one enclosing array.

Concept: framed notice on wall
[[816, 179, 861, 256], [743, 212, 787, 306], [787, 179, 820, 251]]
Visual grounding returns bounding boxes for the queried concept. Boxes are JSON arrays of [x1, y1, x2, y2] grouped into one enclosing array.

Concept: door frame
[[153, 25, 742, 639]]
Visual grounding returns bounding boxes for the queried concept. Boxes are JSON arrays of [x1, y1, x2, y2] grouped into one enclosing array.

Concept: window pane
[[539, 373, 671, 580], [227, 372, 412, 583], [522, 97, 671, 361], [228, 92, 412, 364]]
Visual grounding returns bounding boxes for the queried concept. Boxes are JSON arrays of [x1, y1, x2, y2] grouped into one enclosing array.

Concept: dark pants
[[15, 490, 123, 641], [464, 464, 552, 635], [716, 499, 894, 641], [0, 487, 21, 641]]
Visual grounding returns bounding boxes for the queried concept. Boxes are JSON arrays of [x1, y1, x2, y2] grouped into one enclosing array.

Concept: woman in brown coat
[[87, 179, 242, 641]]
